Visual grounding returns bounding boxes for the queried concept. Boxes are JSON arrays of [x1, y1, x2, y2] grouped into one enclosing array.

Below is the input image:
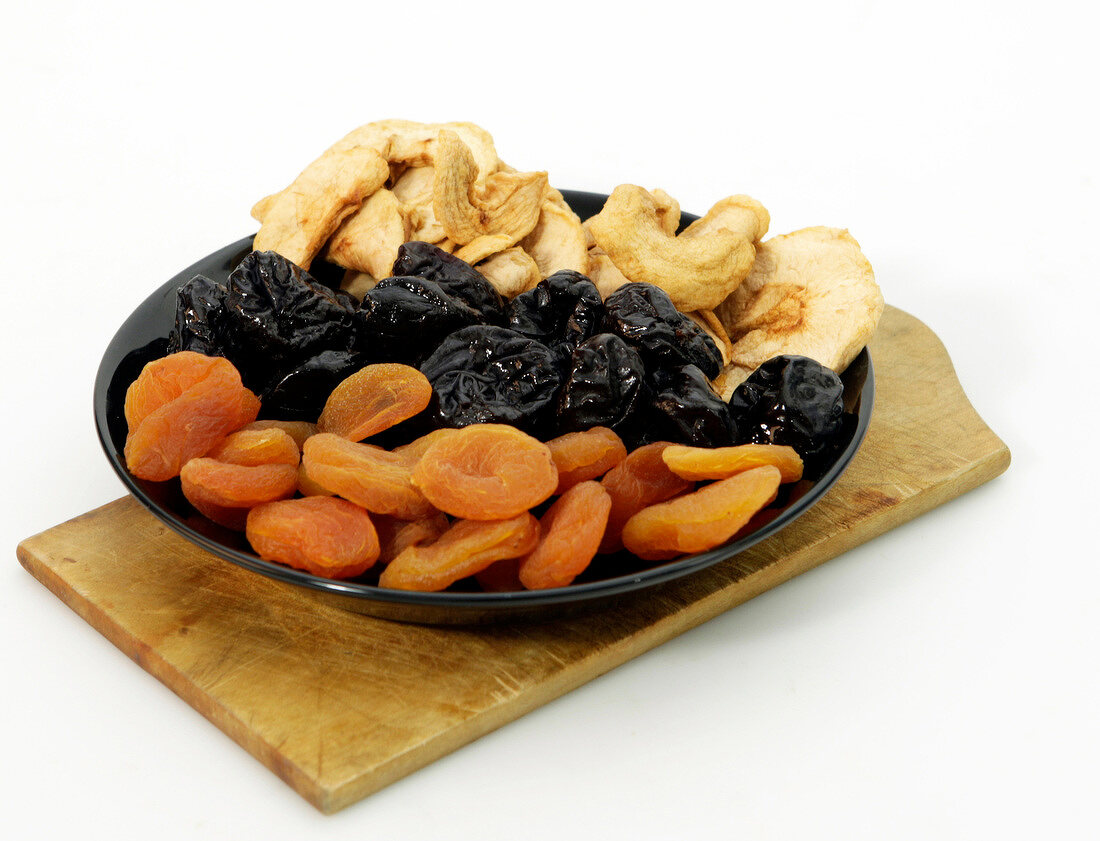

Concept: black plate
[[93, 190, 873, 624]]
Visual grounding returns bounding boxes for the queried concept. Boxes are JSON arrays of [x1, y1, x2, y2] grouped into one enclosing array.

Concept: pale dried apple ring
[[588, 185, 768, 311], [321, 188, 411, 279], [432, 130, 547, 246], [251, 145, 389, 270]]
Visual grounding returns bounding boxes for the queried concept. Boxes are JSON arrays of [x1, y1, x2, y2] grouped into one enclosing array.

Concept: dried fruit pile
[[120, 119, 880, 592]]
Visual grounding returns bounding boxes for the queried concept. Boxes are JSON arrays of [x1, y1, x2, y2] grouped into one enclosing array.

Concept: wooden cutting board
[[17, 306, 1009, 814]]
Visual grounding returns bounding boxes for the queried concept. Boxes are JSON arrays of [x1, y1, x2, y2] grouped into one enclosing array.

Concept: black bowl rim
[[93, 189, 874, 615]]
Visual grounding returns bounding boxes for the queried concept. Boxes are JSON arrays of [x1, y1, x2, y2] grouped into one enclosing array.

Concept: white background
[[2, 1, 1097, 838]]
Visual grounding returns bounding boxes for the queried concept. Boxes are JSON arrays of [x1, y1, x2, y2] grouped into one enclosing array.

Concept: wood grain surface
[[16, 305, 1009, 813]]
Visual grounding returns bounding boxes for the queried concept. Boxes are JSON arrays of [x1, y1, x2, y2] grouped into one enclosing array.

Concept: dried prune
[[506, 270, 603, 359], [419, 326, 562, 434], [301, 433, 437, 519], [556, 333, 646, 435], [636, 364, 736, 448], [391, 241, 505, 323], [621, 466, 782, 560], [661, 443, 803, 483], [259, 349, 363, 421], [357, 276, 484, 364], [246, 496, 380, 579], [318, 364, 432, 441], [546, 427, 628, 494], [124, 352, 260, 481], [519, 481, 611, 590], [728, 355, 845, 477], [599, 442, 693, 553], [221, 250, 365, 381], [410, 424, 558, 520], [167, 274, 227, 357], [601, 283, 722, 378], [378, 513, 539, 592]]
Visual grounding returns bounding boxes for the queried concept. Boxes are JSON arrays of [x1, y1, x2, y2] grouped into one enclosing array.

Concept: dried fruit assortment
[[118, 118, 883, 593]]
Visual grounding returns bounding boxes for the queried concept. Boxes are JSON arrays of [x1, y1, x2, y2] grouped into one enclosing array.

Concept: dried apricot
[[519, 481, 611, 589], [301, 432, 437, 518], [241, 420, 318, 449], [246, 496, 380, 579], [124, 352, 260, 481], [621, 465, 782, 560], [317, 363, 432, 441], [373, 512, 451, 564], [599, 442, 693, 553], [392, 427, 460, 464], [661, 444, 803, 483], [545, 427, 628, 494], [410, 424, 558, 520], [379, 513, 539, 591], [180, 458, 299, 531], [207, 427, 300, 467]]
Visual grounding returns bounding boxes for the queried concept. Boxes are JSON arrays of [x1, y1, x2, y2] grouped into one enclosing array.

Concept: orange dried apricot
[[661, 443, 803, 483], [373, 512, 451, 564], [301, 432, 436, 518], [392, 427, 460, 464], [241, 420, 318, 449], [519, 481, 611, 590], [379, 513, 539, 591], [317, 363, 432, 441], [410, 424, 558, 520], [180, 458, 299, 531], [545, 427, 628, 494], [621, 465, 782, 560], [246, 496, 380, 579], [207, 427, 300, 467], [598, 442, 693, 553], [124, 352, 260, 481]]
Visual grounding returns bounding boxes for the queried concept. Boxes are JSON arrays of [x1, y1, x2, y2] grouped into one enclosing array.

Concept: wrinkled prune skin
[[556, 334, 646, 435], [259, 350, 362, 421], [507, 270, 604, 360], [167, 274, 228, 357], [633, 364, 737, 448], [420, 326, 562, 434], [221, 251, 365, 384], [391, 241, 505, 324], [357, 276, 485, 365], [601, 283, 722, 378], [729, 355, 845, 477]]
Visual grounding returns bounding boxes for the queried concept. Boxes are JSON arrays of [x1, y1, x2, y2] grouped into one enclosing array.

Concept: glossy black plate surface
[[94, 190, 874, 624]]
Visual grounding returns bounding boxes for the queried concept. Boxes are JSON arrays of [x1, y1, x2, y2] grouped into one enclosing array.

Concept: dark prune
[[221, 250, 365, 385], [506, 270, 604, 360], [357, 276, 484, 365], [167, 274, 227, 357], [637, 364, 737, 448], [260, 350, 362, 421], [392, 241, 505, 323], [728, 355, 845, 477], [556, 334, 645, 435], [601, 283, 722, 378], [420, 326, 562, 434]]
